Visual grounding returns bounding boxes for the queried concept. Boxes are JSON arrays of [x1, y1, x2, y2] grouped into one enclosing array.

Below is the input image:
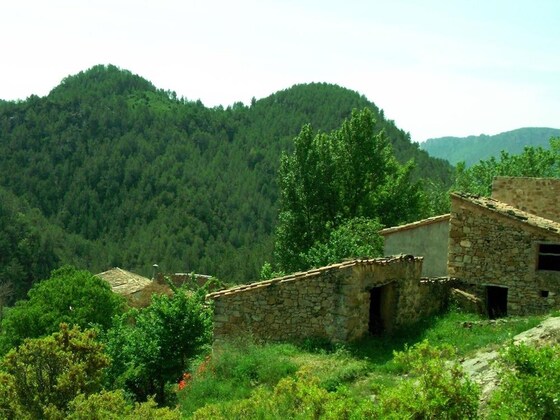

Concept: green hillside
[[0, 64, 453, 289], [421, 127, 560, 166]]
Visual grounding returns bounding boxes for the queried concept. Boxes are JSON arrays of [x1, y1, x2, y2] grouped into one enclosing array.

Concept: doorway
[[487, 286, 508, 319], [369, 283, 396, 335]]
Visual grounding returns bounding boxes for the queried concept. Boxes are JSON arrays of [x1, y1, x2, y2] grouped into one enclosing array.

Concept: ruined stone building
[[448, 177, 560, 317], [381, 177, 560, 318], [207, 176, 560, 344], [207, 256, 450, 343]]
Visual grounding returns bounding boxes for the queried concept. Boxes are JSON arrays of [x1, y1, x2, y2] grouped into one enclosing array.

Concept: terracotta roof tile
[[451, 193, 560, 233], [206, 255, 422, 300]]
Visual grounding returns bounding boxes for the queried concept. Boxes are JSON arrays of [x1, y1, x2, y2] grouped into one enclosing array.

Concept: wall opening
[[487, 286, 508, 319], [369, 283, 396, 335], [537, 243, 560, 271]]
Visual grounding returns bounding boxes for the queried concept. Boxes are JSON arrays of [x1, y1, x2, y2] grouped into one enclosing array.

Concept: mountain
[[0, 64, 453, 287], [421, 127, 560, 166]]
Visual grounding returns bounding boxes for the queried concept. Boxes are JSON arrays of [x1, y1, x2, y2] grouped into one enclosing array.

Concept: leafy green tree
[[302, 217, 383, 268], [274, 108, 423, 272], [454, 138, 560, 196], [0, 266, 124, 353], [0, 324, 109, 419], [0, 187, 59, 303], [105, 287, 212, 405]]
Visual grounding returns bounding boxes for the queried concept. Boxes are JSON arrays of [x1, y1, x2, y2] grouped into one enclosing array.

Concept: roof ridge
[[206, 255, 422, 300]]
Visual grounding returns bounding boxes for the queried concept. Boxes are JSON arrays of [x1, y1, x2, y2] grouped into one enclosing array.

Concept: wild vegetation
[[1, 64, 560, 417], [0, 64, 453, 299]]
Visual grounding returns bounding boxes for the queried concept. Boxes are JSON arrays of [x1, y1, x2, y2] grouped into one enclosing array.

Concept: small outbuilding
[[207, 256, 451, 343]]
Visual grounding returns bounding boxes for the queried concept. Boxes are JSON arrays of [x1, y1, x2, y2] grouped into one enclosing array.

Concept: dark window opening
[[537, 244, 560, 271], [487, 286, 508, 319], [541, 290, 549, 298]]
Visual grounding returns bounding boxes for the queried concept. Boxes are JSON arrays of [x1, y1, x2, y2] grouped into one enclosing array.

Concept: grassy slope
[[178, 309, 546, 417]]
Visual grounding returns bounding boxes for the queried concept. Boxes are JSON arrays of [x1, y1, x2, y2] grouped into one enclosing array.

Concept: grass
[[178, 309, 550, 417]]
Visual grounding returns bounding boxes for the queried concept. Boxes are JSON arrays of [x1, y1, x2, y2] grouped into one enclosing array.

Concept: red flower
[[178, 372, 192, 391]]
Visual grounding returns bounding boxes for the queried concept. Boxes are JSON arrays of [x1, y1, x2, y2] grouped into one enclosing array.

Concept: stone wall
[[492, 177, 560, 222], [208, 256, 453, 343], [380, 214, 450, 277], [448, 193, 560, 315]]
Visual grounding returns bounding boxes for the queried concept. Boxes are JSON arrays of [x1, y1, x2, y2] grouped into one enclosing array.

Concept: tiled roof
[[451, 192, 560, 234], [206, 255, 421, 300], [96, 267, 152, 296], [379, 214, 450, 235]]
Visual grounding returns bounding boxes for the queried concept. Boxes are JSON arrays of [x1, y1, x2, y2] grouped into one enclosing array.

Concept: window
[[537, 244, 560, 271]]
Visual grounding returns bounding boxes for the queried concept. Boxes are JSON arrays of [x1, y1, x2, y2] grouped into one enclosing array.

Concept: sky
[[1, 0, 559, 142]]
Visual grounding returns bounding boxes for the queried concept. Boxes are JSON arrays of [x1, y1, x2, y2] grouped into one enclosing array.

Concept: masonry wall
[[382, 216, 450, 277], [448, 196, 560, 315], [492, 177, 560, 222], [209, 257, 452, 343]]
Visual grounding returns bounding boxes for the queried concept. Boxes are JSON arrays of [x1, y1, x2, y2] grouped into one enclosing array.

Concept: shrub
[[0, 324, 109, 418], [487, 343, 560, 419], [66, 389, 181, 419], [0, 266, 124, 353], [375, 340, 480, 419], [105, 287, 211, 405], [192, 369, 374, 419]]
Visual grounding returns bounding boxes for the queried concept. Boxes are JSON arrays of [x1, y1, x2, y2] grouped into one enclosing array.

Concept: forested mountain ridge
[[0, 64, 453, 289], [421, 127, 560, 166]]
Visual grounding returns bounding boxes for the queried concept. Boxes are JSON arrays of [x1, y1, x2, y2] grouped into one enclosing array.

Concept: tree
[[454, 138, 560, 196], [0, 324, 109, 418], [302, 217, 384, 268], [0, 187, 59, 303], [274, 108, 423, 272], [0, 266, 124, 353], [105, 287, 212, 405]]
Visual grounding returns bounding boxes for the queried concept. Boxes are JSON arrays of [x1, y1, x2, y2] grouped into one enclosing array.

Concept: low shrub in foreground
[[487, 343, 560, 419], [374, 340, 479, 419]]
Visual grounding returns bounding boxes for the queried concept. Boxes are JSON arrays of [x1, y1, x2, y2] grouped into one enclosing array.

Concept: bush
[[192, 369, 374, 419], [0, 266, 124, 353], [105, 287, 211, 405], [375, 340, 480, 419], [66, 390, 181, 419], [0, 324, 109, 418], [487, 343, 560, 419]]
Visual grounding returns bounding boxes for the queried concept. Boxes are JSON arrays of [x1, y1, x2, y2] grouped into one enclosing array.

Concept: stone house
[[380, 177, 560, 318], [207, 256, 451, 343], [448, 177, 560, 317]]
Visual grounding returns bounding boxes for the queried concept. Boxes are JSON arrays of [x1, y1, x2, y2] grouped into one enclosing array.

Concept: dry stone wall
[[208, 256, 452, 343], [448, 193, 560, 315], [492, 177, 560, 222]]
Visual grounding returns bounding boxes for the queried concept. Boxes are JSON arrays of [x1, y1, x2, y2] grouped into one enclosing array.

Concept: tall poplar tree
[[274, 108, 422, 272]]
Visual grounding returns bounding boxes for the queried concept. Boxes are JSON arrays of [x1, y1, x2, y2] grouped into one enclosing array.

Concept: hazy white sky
[[1, 0, 559, 142]]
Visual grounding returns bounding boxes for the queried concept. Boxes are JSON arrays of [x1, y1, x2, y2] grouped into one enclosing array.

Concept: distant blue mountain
[[420, 127, 560, 166]]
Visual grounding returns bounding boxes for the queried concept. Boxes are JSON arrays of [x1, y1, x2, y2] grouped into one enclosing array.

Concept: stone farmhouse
[[207, 256, 451, 343], [448, 177, 560, 317], [207, 176, 560, 343], [382, 177, 560, 318]]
